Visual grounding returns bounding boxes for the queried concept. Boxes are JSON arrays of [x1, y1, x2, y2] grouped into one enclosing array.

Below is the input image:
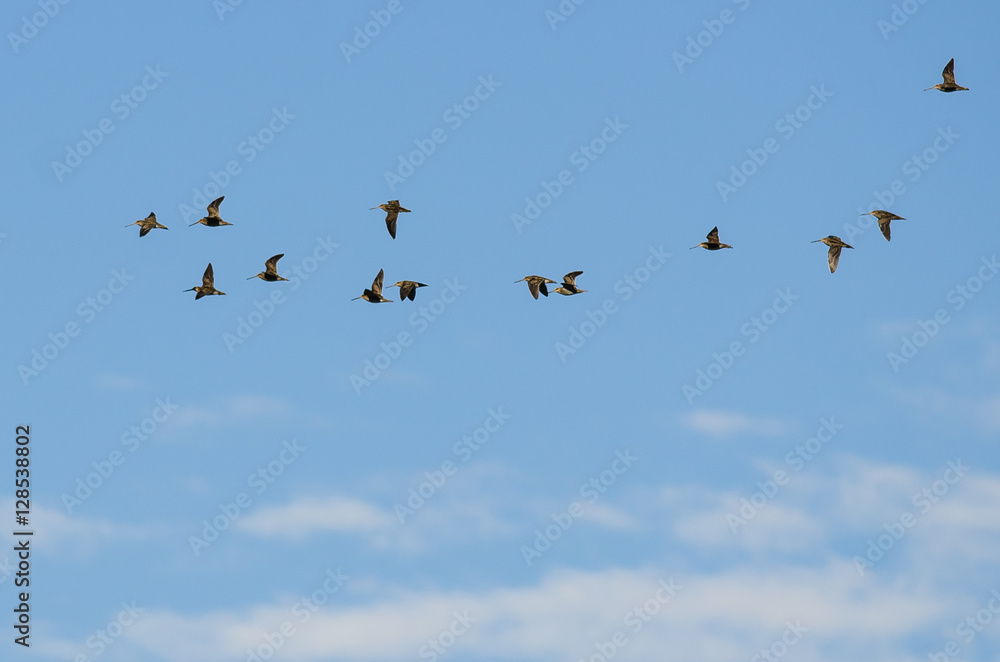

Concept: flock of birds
[[691, 59, 966, 274], [126, 59, 969, 293]]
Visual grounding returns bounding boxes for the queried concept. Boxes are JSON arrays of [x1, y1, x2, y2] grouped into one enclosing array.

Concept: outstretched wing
[[385, 210, 399, 239], [942, 58, 956, 85], [707, 226, 721, 243], [563, 271, 583, 286], [372, 268, 385, 295], [265, 254, 284, 274], [878, 219, 891, 242], [828, 246, 842, 273], [203, 263, 215, 287], [207, 196, 225, 218]]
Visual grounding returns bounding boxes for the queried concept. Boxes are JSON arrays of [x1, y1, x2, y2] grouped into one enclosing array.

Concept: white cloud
[[116, 563, 951, 662], [237, 496, 395, 540], [683, 410, 788, 438]]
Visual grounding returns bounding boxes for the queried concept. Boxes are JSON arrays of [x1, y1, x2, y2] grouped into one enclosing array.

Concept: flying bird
[[691, 226, 733, 250], [553, 271, 586, 296], [352, 268, 393, 303], [126, 212, 168, 237], [370, 200, 410, 239], [862, 211, 905, 242], [184, 263, 226, 299], [248, 254, 289, 281], [189, 196, 232, 227], [925, 58, 969, 92], [812, 236, 854, 273], [515, 275, 557, 299], [388, 280, 428, 301]]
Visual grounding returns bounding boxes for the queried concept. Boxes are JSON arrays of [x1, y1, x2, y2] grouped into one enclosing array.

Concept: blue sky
[[3, 1, 1000, 660]]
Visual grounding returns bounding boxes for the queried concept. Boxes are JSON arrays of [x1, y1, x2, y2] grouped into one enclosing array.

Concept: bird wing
[[372, 269, 384, 295], [707, 227, 721, 243], [563, 271, 583, 285], [942, 58, 956, 85], [203, 263, 215, 287], [265, 254, 284, 274], [539, 281, 550, 297], [207, 196, 225, 218], [828, 245, 842, 273], [398, 282, 414, 301], [878, 219, 891, 241], [138, 225, 151, 237], [146, 212, 157, 221], [385, 210, 399, 238], [527, 280, 540, 299]]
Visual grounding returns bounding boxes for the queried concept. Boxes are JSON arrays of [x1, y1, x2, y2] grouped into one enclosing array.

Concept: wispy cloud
[[114, 562, 953, 662], [683, 409, 788, 438]]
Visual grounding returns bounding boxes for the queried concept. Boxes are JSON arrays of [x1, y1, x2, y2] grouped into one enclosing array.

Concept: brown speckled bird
[[691, 226, 733, 250], [126, 212, 168, 237], [370, 200, 410, 239], [184, 263, 226, 299], [812, 236, 853, 273], [862, 211, 905, 242], [352, 268, 393, 303], [925, 58, 968, 93], [189, 196, 232, 227]]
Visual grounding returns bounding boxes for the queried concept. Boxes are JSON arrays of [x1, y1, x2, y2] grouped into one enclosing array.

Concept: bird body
[[691, 226, 732, 250], [189, 196, 232, 227], [812, 236, 853, 273], [553, 271, 586, 296], [862, 210, 905, 242], [184, 263, 226, 299], [126, 212, 168, 237], [370, 200, 410, 239], [388, 280, 428, 301], [925, 58, 969, 92], [515, 275, 557, 299], [352, 268, 393, 303], [248, 254, 289, 281]]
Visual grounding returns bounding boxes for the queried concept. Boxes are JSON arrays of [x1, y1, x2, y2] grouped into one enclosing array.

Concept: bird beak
[[246, 276, 255, 280]]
